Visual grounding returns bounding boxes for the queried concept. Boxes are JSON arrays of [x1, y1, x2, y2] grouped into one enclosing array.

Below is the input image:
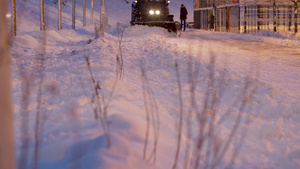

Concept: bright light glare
[[6, 13, 11, 19], [155, 10, 160, 15], [149, 10, 154, 15]]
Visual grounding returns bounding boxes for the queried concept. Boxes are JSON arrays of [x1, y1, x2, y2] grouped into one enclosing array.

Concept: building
[[193, 0, 299, 34], [193, 0, 240, 32]]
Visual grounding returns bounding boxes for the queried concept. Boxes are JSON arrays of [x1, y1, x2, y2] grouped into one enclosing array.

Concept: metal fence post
[[289, 5, 292, 31], [219, 8, 222, 31], [213, 4, 215, 31], [239, 5, 241, 33], [257, 5, 260, 30], [244, 6, 247, 33], [295, 0, 298, 34], [226, 6, 228, 32], [273, 1, 277, 32], [268, 5, 270, 30]]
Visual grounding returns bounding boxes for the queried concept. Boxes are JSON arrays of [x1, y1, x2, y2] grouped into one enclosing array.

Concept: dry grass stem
[[84, 55, 112, 147], [172, 60, 184, 169], [140, 61, 160, 164], [33, 31, 47, 169], [116, 23, 125, 80]]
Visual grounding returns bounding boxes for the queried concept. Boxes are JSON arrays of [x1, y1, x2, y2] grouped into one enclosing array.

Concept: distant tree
[[0, 0, 16, 168]]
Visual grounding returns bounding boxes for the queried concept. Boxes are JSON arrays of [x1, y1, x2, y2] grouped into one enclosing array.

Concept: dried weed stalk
[[32, 31, 47, 169], [183, 54, 200, 169], [172, 60, 184, 169], [17, 32, 49, 169], [115, 23, 125, 80], [186, 54, 259, 169], [68, 105, 82, 169], [140, 61, 160, 164], [17, 69, 33, 169], [84, 56, 112, 147]]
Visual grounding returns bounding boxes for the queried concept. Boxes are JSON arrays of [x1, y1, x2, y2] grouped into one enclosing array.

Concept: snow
[[8, 0, 300, 169]]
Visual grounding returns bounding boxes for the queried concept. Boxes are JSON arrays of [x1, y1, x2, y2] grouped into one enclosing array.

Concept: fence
[[10, 0, 108, 36], [193, 0, 299, 35]]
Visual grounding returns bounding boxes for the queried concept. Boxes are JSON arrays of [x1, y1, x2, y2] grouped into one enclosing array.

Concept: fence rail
[[193, 0, 299, 35]]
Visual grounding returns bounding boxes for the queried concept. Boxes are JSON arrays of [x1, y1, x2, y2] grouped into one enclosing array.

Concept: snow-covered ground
[[9, 0, 300, 169]]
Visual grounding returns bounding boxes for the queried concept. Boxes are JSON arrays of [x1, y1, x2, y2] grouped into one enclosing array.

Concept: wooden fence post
[[40, 0, 45, 31], [91, 0, 94, 24], [58, 0, 62, 30], [101, 0, 105, 35], [83, 0, 86, 26], [12, 0, 16, 36], [0, 0, 16, 168], [72, 0, 75, 29]]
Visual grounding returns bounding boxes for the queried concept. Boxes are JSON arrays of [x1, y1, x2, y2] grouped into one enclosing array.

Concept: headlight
[[149, 10, 154, 15], [155, 10, 160, 15]]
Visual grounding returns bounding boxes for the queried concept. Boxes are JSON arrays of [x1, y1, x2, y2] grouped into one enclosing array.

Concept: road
[[170, 30, 300, 96]]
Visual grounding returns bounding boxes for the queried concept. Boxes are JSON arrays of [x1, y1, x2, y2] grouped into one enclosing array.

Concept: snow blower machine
[[130, 0, 180, 33]]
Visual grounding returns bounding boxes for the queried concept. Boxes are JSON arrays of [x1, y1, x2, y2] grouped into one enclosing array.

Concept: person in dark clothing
[[180, 4, 188, 31]]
